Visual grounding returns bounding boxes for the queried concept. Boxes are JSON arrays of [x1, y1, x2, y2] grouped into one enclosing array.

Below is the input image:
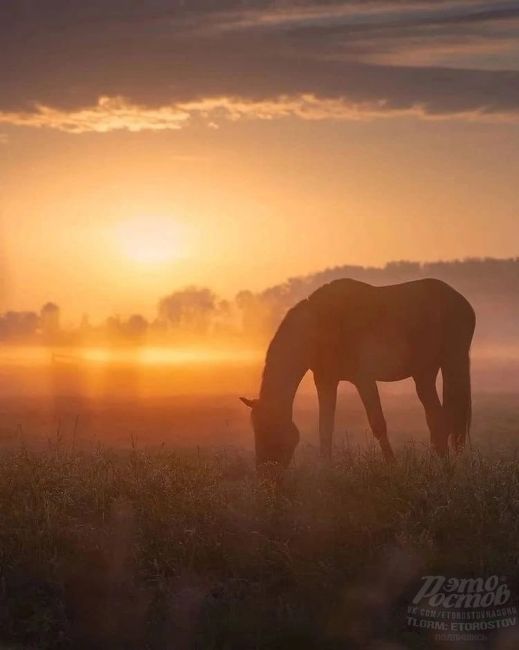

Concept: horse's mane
[[264, 279, 370, 367], [260, 299, 311, 398], [260, 280, 372, 399], [264, 299, 310, 364]]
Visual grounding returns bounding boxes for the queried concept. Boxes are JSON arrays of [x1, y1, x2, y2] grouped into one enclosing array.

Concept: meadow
[[1, 441, 519, 649], [0, 351, 518, 649]]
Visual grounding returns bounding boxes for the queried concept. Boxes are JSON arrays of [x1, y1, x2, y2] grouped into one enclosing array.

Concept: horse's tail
[[441, 303, 475, 452], [442, 352, 472, 451]]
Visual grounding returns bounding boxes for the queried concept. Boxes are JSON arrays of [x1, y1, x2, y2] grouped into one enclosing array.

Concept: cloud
[[0, 97, 189, 134], [0, 95, 381, 134], [1, 0, 519, 131], [3, 90, 519, 136]]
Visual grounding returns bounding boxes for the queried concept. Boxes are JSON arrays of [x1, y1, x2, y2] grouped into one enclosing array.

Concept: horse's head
[[240, 397, 299, 471]]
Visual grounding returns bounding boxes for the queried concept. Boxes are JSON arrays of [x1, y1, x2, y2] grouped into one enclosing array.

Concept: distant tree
[[158, 286, 216, 334], [125, 314, 148, 340], [0, 311, 39, 340], [211, 299, 235, 335], [79, 313, 90, 333], [235, 289, 272, 336], [235, 290, 255, 331], [41, 302, 59, 315], [217, 299, 231, 318], [235, 290, 254, 311], [40, 302, 61, 339], [104, 315, 123, 339]]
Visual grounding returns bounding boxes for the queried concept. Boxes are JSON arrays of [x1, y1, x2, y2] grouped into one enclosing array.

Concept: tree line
[[1, 257, 517, 346]]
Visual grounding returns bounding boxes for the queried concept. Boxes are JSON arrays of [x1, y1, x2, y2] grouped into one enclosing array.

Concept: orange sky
[[1, 1, 519, 321]]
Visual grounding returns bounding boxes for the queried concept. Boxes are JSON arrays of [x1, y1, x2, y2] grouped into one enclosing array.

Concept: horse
[[241, 278, 475, 468]]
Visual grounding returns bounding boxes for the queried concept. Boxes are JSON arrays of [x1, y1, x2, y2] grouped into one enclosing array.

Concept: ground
[[0, 356, 518, 648], [1, 439, 519, 649]]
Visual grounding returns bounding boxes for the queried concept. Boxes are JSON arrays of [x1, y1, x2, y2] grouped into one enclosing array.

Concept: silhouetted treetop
[[158, 286, 217, 334]]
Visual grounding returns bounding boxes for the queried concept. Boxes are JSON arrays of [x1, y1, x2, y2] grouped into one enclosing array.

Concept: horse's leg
[[414, 370, 448, 456], [356, 380, 395, 462], [314, 374, 338, 461]]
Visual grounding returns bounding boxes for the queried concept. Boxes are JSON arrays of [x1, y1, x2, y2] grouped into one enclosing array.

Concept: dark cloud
[[1, 0, 519, 127]]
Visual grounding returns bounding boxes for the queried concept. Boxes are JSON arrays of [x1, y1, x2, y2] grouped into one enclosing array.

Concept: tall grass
[[0, 442, 519, 649]]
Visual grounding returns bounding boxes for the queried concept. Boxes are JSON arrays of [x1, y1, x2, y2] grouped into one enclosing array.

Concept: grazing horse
[[241, 278, 475, 468]]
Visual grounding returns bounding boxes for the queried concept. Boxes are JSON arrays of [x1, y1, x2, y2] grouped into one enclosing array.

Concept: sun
[[116, 216, 188, 265]]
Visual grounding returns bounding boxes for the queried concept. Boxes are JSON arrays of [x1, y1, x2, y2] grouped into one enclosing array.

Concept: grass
[[0, 442, 519, 649]]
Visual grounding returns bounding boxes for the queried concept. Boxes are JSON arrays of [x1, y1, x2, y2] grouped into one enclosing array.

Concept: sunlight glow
[[77, 346, 260, 366], [116, 216, 189, 265], [0, 346, 260, 367]]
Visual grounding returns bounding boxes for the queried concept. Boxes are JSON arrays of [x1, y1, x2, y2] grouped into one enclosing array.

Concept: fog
[[0, 340, 516, 454], [0, 257, 517, 450]]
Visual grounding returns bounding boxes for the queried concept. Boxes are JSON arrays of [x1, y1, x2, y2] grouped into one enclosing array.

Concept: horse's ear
[[239, 397, 257, 409]]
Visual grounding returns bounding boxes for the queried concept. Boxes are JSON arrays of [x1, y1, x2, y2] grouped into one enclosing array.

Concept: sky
[[1, 0, 519, 320]]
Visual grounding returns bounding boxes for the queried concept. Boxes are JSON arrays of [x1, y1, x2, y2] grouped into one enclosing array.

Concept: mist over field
[[0, 257, 517, 455], [3, 256, 519, 347]]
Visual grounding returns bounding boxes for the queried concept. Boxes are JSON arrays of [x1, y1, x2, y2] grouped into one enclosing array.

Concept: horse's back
[[306, 278, 475, 380], [308, 277, 472, 318]]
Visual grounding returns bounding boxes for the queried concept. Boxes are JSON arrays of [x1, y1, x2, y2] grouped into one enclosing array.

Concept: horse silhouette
[[241, 278, 475, 468]]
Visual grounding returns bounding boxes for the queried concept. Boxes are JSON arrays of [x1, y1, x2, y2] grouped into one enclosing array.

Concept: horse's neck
[[260, 357, 306, 412], [259, 302, 311, 416]]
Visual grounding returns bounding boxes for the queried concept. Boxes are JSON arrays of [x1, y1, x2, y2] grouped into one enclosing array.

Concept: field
[[0, 351, 518, 648], [0, 442, 518, 649]]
